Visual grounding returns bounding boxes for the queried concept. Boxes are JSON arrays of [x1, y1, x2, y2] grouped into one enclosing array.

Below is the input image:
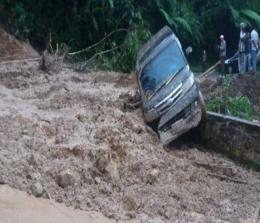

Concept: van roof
[[136, 26, 176, 72]]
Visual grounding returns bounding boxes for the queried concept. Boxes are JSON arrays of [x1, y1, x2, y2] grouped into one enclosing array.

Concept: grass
[[206, 75, 254, 121]]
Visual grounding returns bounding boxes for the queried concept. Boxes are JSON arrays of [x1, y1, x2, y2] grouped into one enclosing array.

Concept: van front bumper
[[158, 84, 202, 145]]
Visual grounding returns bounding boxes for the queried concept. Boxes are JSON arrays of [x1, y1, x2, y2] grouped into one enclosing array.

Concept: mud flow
[[0, 62, 259, 223]]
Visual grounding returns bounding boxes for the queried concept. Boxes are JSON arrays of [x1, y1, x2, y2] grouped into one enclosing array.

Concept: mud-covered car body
[[136, 26, 204, 145]]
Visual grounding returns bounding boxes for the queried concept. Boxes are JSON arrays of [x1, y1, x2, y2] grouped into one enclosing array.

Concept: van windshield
[[140, 40, 186, 95]]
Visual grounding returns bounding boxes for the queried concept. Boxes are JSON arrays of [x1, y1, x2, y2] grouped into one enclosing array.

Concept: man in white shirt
[[251, 29, 259, 73], [238, 23, 246, 73], [219, 35, 226, 75]]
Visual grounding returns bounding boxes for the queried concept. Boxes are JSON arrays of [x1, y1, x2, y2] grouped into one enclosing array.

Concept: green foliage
[[229, 96, 253, 120], [155, 0, 202, 45], [100, 22, 151, 72], [206, 96, 223, 113], [207, 76, 254, 121], [249, 160, 260, 172], [0, 0, 260, 71]]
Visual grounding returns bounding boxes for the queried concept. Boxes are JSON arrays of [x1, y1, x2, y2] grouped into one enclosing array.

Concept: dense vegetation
[[207, 76, 254, 120], [0, 0, 260, 72]]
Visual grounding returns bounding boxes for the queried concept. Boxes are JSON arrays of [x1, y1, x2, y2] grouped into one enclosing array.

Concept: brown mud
[[0, 27, 38, 61], [0, 61, 259, 223]]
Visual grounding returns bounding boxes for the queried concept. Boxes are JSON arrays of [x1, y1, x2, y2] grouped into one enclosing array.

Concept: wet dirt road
[[0, 185, 139, 223]]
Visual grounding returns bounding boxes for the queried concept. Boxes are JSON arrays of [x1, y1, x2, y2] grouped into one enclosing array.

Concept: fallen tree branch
[[0, 54, 25, 60], [197, 61, 220, 82], [70, 44, 124, 71], [0, 57, 40, 65], [86, 45, 122, 62], [208, 173, 247, 184], [128, 100, 142, 108], [68, 28, 129, 56], [193, 161, 233, 170], [125, 100, 142, 110]]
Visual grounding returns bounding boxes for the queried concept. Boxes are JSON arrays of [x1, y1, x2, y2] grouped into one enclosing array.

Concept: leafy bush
[[229, 96, 253, 120], [206, 96, 224, 113], [207, 76, 253, 121]]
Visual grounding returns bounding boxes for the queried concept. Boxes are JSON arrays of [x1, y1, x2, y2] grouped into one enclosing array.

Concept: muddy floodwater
[[0, 62, 259, 223], [0, 185, 139, 223]]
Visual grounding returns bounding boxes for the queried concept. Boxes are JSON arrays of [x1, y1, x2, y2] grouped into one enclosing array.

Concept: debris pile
[[0, 61, 259, 223]]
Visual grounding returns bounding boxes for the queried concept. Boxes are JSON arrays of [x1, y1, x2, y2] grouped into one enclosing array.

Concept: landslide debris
[[0, 27, 38, 61], [0, 62, 259, 223]]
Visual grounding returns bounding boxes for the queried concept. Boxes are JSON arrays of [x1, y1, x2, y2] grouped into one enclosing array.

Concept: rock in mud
[[71, 145, 83, 157], [98, 183, 112, 195], [123, 194, 139, 211], [146, 168, 160, 184], [56, 170, 78, 188], [31, 182, 43, 197], [113, 109, 125, 119], [105, 160, 120, 182], [132, 123, 143, 134], [94, 177, 101, 184], [95, 153, 109, 173]]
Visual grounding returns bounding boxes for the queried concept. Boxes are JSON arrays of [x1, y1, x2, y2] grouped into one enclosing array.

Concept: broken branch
[[0, 57, 40, 65], [68, 28, 129, 56], [208, 173, 247, 184], [128, 100, 142, 108], [197, 61, 220, 82], [85, 45, 122, 63]]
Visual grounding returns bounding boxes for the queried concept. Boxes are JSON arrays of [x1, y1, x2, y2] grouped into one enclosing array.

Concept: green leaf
[[92, 17, 99, 31], [173, 17, 193, 35], [108, 0, 114, 9], [155, 0, 163, 8], [229, 6, 240, 22], [159, 9, 175, 26], [240, 9, 260, 25]]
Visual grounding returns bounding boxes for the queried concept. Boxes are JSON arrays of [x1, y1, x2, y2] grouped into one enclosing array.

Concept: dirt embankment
[[0, 61, 259, 223], [0, 27, 38, 61], [199, 72, 260, 119]]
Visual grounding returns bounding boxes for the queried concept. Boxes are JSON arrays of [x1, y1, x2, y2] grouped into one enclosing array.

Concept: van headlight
[[182, 73, 194, 93]]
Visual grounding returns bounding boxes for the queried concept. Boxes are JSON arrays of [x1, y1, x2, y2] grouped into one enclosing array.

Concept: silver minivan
[[136, 26, 205, 146]]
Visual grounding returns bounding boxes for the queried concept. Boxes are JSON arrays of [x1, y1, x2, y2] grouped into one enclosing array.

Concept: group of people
[[218, 23, 259, 75], [238, 22, 259, 74]]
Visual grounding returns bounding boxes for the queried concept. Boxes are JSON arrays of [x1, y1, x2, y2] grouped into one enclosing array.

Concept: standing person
[[244, 31, 251, 72], [202, 50, 207, 72], [218, 35, 226, 75], [238, 23, 246, 74], [251, 28, 259, 73]]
